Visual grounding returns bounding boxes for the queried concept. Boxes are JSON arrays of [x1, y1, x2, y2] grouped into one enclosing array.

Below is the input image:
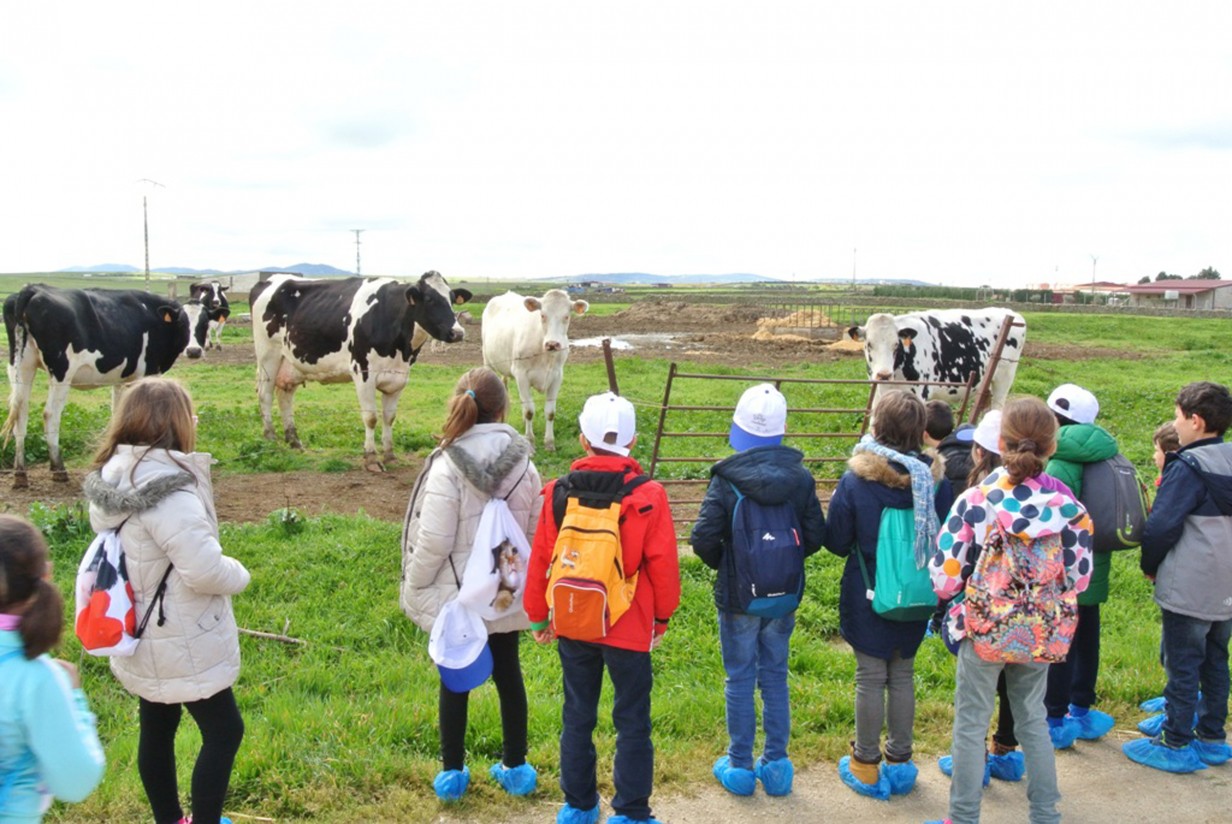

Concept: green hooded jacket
[[1046, 423, 1119, 605]]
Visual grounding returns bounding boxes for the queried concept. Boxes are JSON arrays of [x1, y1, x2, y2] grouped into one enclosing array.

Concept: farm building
[[1123, 280, 1232, 310]]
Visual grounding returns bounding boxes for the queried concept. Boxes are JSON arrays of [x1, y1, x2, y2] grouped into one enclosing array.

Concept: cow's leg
[[276, 386, 301, 449], [513, 371, 537, 446], [42, 380, 73, 483], [4, 357, 36, 489], [354, 378, 383, 472], [380, 389, 400, 465], [255, 356, 279, 441], [543, 372, 564, 453]]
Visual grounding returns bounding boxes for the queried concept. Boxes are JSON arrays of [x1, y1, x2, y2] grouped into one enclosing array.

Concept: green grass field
[[1, 290, 1228, 821]]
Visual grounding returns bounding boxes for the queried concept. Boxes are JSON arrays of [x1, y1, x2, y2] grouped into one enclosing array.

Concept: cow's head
[[152, 302, 192, 371], [190, 281, 229, 311], [525, 289, 588, 353], [406, 270, 472, 343], [181, 300, 210, 359], [850, 313, 914, 381]]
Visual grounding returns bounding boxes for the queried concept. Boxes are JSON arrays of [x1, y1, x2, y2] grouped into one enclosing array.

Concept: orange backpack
[[546, 471, 649, 641]]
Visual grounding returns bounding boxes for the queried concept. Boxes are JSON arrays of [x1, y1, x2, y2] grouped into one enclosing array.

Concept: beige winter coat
[[401, 424, 540, 635], [83, 446, 250, 704]]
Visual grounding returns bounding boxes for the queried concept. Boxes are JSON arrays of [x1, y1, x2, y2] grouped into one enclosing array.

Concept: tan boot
[[848, 742, 881, 785]]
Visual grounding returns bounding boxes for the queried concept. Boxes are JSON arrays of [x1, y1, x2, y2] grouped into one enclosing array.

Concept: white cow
[[481, 290, 589, 451]]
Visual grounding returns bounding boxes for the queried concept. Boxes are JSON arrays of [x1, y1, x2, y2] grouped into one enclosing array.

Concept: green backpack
[[855, 507, 937, 622]]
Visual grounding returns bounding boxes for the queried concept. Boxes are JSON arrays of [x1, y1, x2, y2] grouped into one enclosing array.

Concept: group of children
[[2, 372, 1230, 824]]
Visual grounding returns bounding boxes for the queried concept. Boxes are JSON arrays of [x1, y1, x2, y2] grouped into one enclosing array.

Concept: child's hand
[[651, 622, 668, 650], [55, 659, 81, 688], [532, 627, 555, 645]]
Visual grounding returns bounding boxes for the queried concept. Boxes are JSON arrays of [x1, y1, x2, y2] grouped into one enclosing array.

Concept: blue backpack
[[728, 482, 805, 618]]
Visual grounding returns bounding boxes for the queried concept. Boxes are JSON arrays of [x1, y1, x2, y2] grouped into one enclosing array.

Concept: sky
[[2, 2, 1230, 288]]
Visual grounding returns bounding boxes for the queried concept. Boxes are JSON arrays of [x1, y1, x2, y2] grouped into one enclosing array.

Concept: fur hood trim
[[82, 469, 195, 515], [847, 448, 945, 489], [445, 434, 533, 497]]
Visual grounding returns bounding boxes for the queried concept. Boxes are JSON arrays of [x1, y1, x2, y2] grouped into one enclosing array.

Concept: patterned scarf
[[853, 434, 938, 568]]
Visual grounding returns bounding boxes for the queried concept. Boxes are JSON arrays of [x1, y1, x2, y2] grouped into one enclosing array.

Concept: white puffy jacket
[[401, 424, 540, 635], [83, 446, 250, 704]]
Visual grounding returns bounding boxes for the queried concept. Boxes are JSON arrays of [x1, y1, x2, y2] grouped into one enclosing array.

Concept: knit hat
[[1047, 383, 1099, 424], [578, 392, 637, 456], [730, 383, 787, 451]]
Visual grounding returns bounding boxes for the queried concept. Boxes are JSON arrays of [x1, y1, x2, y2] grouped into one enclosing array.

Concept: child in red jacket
[[525, 392, 681, 824]]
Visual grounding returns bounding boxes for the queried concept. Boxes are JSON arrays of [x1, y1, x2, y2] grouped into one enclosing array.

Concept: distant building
[[1123, 280, 1232, 311]]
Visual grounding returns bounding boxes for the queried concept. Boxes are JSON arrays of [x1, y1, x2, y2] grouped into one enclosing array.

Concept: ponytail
[[999, 397, 1057, 485], [439, 368, 508, 447], [19, 579, 64, 659]]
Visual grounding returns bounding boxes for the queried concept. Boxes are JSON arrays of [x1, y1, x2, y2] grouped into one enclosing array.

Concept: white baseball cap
[[730, 383, 787, 451], [578, 392, 637, 456], [957, 410, 1003, 454], [428, 600, 493, 693], [1047, 383, 1099, 424]]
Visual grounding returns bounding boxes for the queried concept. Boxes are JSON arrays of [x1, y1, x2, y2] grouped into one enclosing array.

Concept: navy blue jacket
[[690, 445, 826, 612], [825, 449, 954, 660]]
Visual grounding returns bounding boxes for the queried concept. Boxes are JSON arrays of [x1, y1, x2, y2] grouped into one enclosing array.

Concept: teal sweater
[[0, 631, 105, 822], [1045, 423, 1119, 605]]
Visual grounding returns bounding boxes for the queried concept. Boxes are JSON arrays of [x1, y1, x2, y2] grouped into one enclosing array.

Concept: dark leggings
[[439, 630, 528, 771], [992, 671, 1017, 749], [138, 687, 245, 824]]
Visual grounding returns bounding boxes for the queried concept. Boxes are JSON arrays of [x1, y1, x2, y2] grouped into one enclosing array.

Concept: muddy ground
[[1, 299, 1095, 522]]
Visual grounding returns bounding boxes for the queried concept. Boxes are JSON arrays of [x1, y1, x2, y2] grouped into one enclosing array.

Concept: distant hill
[[58, 262, 354, 277], [558, 272, 785, 285]]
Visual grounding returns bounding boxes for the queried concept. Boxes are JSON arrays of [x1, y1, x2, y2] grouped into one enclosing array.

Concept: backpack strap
[[500, 459, 532, 503], [551, 471, 650, 528], [135, 564, 174, 638]]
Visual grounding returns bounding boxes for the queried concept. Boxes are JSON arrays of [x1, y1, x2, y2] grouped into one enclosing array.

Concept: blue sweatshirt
[[0, 631, 105, 823]]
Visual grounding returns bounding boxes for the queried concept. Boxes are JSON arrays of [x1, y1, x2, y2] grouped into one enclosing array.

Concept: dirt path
[[456, 730, 1229, 823]]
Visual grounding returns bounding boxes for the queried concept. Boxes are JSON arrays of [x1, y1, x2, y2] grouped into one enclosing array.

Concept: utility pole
[[138, 179, 164, 291], [852, 247, 857, 289], [1090, 254, 1099, 304], [351, 229, 365, 275]]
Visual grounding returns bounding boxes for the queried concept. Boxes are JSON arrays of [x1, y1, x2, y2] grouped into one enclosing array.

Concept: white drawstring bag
[[456, 498, 531, 622]]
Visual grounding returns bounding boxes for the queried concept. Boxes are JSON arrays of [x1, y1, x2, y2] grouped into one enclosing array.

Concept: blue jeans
[[718, 610, 795, 768], [557, 638, 654, 820], [1160, 609, 1232, 747]]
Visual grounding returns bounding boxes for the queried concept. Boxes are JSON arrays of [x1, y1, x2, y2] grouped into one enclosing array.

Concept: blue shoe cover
[[1139, 695, 1167, 713], [937, 754, 990, 786], [1048, 717, 1080, 749], [489, 762, 537, 796], [712, 755, 756, 796], [556, 803, 601, 824], [433, 766, 470, 801], [883, 759, 918, 795], [1192, 739, 1232, 766], [608, 818, 665, 824], [988, 750, 1025, 782], [755, 755, 794, 796], [1137, 710, 1199, 737], [837, 755, 890, 800], [1123, 738, 1207, 773], [1069, 706, 1115, 740]]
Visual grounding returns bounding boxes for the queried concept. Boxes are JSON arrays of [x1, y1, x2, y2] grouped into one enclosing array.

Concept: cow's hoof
[[382, 452, 397, 465], [364, 459, 386, 474], [12, 472, 29, 490], [544, 442, 556, 452], [51, 469, 70, 483]]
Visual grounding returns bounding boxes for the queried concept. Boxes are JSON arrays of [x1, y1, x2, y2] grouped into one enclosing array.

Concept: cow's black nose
[[186, 349, 203, 359], [450, 329, 465, 343]]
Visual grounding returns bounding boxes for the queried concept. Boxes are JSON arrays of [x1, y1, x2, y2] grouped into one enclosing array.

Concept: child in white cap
[[524, 392, 681, 824], [690, 384, 826, 798]]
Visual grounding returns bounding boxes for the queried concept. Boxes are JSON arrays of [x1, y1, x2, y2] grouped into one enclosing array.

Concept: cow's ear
[[158, 305, 178, 324], [573, 300, 589, 315], [452, 288, 473, 305], [523, 297, 543, 313], [405, 285, 421, 306], [897, 326, 918, 341], [219, 285, 229, 294], [190, 284, 204, 297], [847, 325, 866, 342]]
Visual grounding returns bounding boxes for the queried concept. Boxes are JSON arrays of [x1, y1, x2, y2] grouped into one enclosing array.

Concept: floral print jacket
[[929, 466, 1094, 644]]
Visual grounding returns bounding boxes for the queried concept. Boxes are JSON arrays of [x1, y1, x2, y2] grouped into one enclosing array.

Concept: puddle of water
[[572, 334, 689, 350]]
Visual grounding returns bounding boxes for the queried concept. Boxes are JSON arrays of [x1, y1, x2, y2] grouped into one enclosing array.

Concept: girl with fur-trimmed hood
[[401, 367, 541, 803], [82, 377, 249, 824], [825, 390, 954, 801]]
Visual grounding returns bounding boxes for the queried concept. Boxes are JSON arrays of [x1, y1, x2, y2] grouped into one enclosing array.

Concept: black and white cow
[[249, 271, 471, 469], [847, 307, 1026, 409], [189, 281, 230, 350], [2, 285, 192, 487]]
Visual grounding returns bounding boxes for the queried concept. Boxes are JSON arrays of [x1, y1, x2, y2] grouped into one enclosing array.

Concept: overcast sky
[[2, 2, 1230, 287]]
